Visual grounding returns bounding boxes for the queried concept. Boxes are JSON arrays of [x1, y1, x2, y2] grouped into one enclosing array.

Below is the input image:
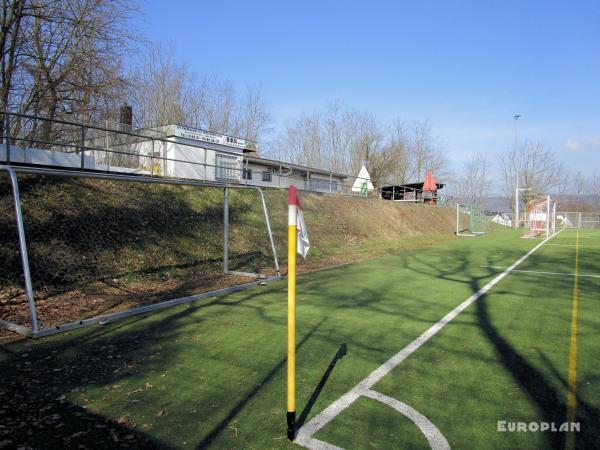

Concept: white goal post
[[0, 165, 281, 338], [523, 195, 556, 239]]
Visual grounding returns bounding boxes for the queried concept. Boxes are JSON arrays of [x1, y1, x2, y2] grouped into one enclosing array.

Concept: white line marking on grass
[[295, 233, 559, 449], [546, 244, 600, 248], [480, 266, 600, 279], [363, 390, 450, 450]]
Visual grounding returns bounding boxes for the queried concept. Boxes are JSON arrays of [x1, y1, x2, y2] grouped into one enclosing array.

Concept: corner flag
[[287, 185, 309, 441], [289, 186, 310, 259]]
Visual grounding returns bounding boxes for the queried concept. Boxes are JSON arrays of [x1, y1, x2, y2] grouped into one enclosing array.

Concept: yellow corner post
[[287, 186, 297, 441]]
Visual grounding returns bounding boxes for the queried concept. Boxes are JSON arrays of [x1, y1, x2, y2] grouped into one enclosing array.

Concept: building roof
[[381, 182, 445, 190], [246, 155, 348, 179]]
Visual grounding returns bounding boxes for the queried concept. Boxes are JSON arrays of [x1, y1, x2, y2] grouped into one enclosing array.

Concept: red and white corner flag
[[288, 185, 310, 259], [287, 185, 308, 440]]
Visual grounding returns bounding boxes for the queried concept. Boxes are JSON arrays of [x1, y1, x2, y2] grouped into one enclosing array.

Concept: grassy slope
[[2, 229, 597, 450], [0, 174, 459, 329]]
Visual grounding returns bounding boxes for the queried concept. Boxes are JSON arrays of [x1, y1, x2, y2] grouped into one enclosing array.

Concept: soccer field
[[1, 229, 599, 449]]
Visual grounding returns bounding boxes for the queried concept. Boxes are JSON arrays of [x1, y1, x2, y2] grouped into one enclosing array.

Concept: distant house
[[487, 211, 512, 227]]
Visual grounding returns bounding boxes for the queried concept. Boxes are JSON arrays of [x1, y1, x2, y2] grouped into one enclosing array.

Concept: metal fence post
[[5, 112, 11, 164], [456, 204, 460, 235], [7, 167, 39, 334], [80, 125, 86, 170], [150, 139, 155, 178], [257, 187, 281, 277], [162, 140, 167, 177], [223, 187, 229, 273], [546, 195, 550, 239]]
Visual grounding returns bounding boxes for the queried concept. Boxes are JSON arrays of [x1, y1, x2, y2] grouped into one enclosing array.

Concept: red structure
[[422, 169, 438, 204]]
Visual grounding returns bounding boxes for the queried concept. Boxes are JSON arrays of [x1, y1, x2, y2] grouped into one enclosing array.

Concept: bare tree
[[0, 0, 45, 137], [238, 83, 271, 141], [1, 0, 27, 112], [572, 171, 587, 212], [0, 0, 137, 147], [384, 120, 412, 184], [129, 44, 199, 128], [25, 0, 136, 127], [272, 102, 450, 184], [500, 141, 563, 212], [456, 153, 490, 208], [130, 45, 271, 143], [590, 172, 600, 211]]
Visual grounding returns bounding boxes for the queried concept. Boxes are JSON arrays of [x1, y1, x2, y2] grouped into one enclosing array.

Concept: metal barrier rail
[[0, 110, 453, 204]]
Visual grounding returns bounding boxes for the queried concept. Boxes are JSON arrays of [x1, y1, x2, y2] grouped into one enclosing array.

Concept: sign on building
[[173, 125, 258, 152]]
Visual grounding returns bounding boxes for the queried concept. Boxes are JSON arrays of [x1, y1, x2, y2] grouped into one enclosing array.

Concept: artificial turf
[[1, 229, 598, 449]]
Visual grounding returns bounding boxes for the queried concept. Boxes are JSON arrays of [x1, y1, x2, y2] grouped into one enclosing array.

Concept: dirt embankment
[[0, 175, 458, 339]]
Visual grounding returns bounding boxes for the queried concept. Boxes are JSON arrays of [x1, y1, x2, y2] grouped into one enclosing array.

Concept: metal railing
[[557, 211, 600, 229], [0, 110, 453, 204]]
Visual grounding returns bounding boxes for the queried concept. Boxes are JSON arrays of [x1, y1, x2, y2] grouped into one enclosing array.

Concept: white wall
[[0, 141, 345, 193], [1, 145, 96, 169], [171, 142, 207, 180]]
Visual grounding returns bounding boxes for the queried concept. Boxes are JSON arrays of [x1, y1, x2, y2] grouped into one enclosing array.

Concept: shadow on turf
[[0, 299, 202, 449], [1, 277, 327, 450], [297, 342, 347, 428], [396, 245, 600, 449], [194, 317, 327, 449]]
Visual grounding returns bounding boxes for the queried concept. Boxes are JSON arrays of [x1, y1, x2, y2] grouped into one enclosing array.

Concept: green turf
[[1, 229, 599, 449]]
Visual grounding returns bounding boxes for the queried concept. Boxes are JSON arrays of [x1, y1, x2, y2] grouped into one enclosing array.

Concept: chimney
[[119, 104, 132, 131]]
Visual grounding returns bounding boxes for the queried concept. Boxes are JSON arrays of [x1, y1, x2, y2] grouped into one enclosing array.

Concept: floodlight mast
[[514, 114, 521, 228]]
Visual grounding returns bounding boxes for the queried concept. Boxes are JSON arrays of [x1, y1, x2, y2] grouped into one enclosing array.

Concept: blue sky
[[137, 0, 600, 181]]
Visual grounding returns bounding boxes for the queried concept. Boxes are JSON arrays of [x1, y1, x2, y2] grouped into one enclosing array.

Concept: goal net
[[0, 167, 280, 338], [456, 204, 487, 237], [557, 211, 600, 229], [523, 196, 556, 239]]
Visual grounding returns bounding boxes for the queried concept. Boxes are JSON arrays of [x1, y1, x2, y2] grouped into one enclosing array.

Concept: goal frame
[[0, 165, 281, 338], [456, 203, 487, 237], [524, 195, 556, 239]]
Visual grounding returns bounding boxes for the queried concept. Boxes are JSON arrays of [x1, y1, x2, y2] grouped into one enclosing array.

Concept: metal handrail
[[0, 110, 453, 204]]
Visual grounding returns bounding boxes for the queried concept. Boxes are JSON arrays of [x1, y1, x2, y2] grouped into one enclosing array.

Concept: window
[[262, 170, 272, 182], [243, 168, 253, 180], [309, 179, 337, 193], [216, 154, 239, 181]]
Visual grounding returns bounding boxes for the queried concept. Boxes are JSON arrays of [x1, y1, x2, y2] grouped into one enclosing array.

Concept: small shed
[[380, 181, 445, 202]]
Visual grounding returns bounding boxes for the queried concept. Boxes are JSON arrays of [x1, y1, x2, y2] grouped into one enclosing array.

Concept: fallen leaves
[[117, 416, 135, 427]]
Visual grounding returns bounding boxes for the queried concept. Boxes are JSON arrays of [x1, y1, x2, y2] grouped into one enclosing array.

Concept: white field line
[[363, 390, 450, 450], [480, 266, 600, 279], [295, 232, 559, 449]]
